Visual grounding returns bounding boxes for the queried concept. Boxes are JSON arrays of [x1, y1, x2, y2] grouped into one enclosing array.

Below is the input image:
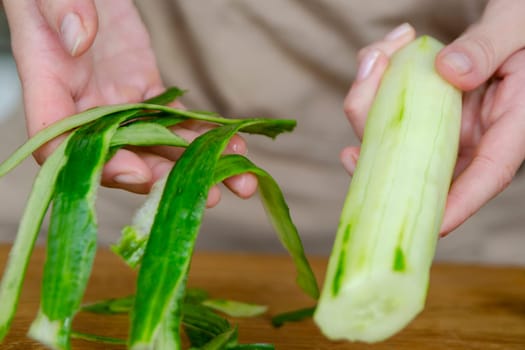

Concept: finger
[[180, 121, 248, 155], [4, 1, 77, 136], [357, 23, 416, 60], [220, 133, 257, 198], [440, 110, 525, 236], [222, 173, 258, 199], [436, 0, 525, 91], [149, 117, 249, 162], [225, 134, 248, 155], [145, 124, 248, 164], [145, 127, 199, 161], [4, 1, 82, 162], [343, 49, 389, 139], [339, 146, 360, 176], [25, 78, 78, 163], [36, 0, 98, 56], [458, 86, 485, 149], [138, 151, 222, 207], [175, 119, 248, 155], [101, 149, 152, 193], [206, 186, 222, 208], [344, 24, 415, 139], [143, 117, 254, 200]]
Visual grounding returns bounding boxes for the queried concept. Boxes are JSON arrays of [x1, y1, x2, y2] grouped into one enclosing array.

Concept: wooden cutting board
[[1, 244, 525, 349]]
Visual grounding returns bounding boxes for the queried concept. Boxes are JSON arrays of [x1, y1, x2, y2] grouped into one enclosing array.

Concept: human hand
[[3, 0, 257, 206], [341, 1, 525, 236]]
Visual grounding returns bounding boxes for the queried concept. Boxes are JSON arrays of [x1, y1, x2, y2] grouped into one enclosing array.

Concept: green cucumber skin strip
[[129, 120, 289, 349], [0, 139, 70, 341], [229, 345, 275, 350], [0, 80, 295, 347], [183, 303, 231, 347], [111, 119, 295, 271], [110, 121, 189, 148], [143, 86, 185, 105], [199, 326, 238, 350], [213, 154, 319, 300], [129, 123, 243, 348], [202, 298, 267, 318], [154, 296, 182, 350], [0, 86, 181, 178], [0, 105, 139, 177], [0, 101, 294, 177], [70, 331, 126, 345], [0, 92, 180, 341], [271, 306, 316, 328], [111, 226, 149, 269], [113, 154, 318, 300], [81, 295, 135, 314], [314, 36, 462, 342], [30, 112, 132, 349]]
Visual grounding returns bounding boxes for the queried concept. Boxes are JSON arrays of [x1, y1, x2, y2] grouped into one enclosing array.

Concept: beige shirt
[[4, 0, 524, 264], [133, 0, 525, 263]]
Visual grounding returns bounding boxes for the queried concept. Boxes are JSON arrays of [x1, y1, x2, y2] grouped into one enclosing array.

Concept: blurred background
[[0, 1, 523, 265]]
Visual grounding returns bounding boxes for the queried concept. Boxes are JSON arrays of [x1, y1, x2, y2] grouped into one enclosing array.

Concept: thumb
[[37, 0, 98, 56], [435, 0, 525, 91]]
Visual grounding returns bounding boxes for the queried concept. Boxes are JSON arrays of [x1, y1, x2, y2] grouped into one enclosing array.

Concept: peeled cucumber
[[314, 36, 462, 342]]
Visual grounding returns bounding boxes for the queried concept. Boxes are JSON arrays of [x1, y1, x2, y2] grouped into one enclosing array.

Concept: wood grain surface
[[1, 244, 525, 349]]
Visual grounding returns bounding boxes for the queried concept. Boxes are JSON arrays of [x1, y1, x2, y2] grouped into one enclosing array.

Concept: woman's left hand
[[341, 0, 525, 236]]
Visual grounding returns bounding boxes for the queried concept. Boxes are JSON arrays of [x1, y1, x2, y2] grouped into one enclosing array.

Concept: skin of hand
[[3, 0, 257, 206], [342, 0, 525, 236]]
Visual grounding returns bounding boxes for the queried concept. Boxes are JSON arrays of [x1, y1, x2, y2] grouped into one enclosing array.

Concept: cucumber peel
[[29, 110, 135, 350], [0, 138, 71, 340], [0, 87, 317, 349]]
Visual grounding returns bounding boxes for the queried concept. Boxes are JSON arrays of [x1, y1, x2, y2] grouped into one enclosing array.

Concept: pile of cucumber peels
[[0, 88, 319, 350]]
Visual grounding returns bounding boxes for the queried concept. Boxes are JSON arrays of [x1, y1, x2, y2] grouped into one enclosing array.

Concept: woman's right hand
[[3, 0, 258, 206]]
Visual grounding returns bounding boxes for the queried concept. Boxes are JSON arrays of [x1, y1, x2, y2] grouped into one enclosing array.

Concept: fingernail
[[356, 49, 381, 81], [384, 23, 412, 41], [231, 142, 240, 153], [60, 12, 85, 56], [441, 51, 472, 75], [343, 152, 357, 175], [231, 142, 245, 154], [233, 174, 246, 194], [113, 172, 148, 185]]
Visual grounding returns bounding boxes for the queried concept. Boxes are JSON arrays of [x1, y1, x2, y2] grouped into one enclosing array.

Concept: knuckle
[[474, 153, 515, 192], [444, 186, 469, 219], [357, 47, 370, 61], [467, 33, 498, 76], [343, 96, 360, 120], [357, 45, 384, 61]]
